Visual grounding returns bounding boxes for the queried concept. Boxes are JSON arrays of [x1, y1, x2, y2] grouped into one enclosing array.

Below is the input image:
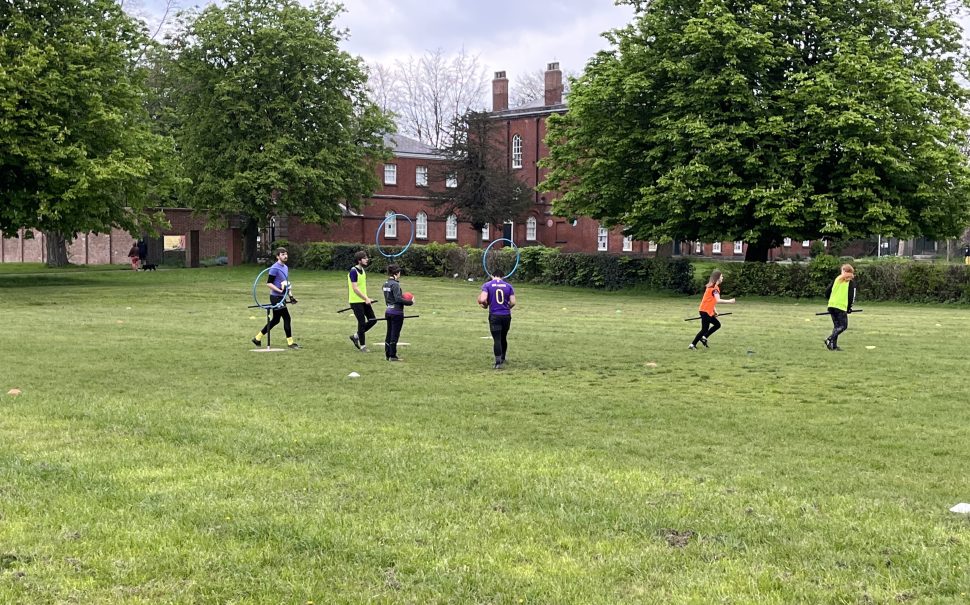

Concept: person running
[[347, 250, 377, 352], [381, 264, 413, 361], [478, 273, 516, 369], [252, 248, 300, 350], [689, 270, 736, 350], [824, 263, 856, 351]]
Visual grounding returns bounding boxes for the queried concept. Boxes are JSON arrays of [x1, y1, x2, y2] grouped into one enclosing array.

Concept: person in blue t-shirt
[[478, 274, 516, 369], [252, 248, 300, 349]]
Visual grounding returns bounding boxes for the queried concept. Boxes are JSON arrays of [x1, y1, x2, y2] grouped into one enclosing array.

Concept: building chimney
[[492, 71, 508, 112], [544, 62, 562, 106]]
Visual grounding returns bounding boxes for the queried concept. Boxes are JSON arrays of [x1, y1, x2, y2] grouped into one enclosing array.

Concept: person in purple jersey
[[478, 273, 516, 369], [251, 248, 300, 349]]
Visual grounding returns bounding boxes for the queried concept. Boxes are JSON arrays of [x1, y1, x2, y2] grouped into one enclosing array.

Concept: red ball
[[402, 291, 414, 302]]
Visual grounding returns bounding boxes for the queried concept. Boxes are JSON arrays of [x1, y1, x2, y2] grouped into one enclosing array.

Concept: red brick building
[[0, 68, 829, 265]]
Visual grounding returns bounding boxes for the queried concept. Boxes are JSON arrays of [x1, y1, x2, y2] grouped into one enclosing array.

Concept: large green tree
[[0, 0, 174, 265], [541, 0, 970, 261], [169, 0, 392, 261], [430, 111, 533, 248]]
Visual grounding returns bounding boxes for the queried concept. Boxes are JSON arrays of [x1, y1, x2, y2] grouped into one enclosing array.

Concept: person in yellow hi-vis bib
[[824, 264, 856, 351], [347, 250, 377, 352]]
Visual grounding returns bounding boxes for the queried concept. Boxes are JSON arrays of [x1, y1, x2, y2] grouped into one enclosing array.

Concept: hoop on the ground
[[482, 238, 520, 279], [251, 267, 291, 310], [375, 213, 415, 258]]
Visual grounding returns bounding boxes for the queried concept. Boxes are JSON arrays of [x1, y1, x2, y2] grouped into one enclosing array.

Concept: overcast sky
[[133, 0, 636, 82]]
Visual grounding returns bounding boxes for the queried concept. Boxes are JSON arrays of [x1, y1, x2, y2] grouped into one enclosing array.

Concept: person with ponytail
[[824, 264, 856, 351], [689, 270, 736, 350]]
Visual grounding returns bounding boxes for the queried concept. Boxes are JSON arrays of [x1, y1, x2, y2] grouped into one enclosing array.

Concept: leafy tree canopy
[[430, 111, 533, 247], [169, 0, 393, 231], [540, 0, 970, 260], [0, 0, 175, 238]]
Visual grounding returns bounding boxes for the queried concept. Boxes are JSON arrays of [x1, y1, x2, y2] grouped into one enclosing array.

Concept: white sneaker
[[688, 344, 696, 350], [359, 345, 368, 353]]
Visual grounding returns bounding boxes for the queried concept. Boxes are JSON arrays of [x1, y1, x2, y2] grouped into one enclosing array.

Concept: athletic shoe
[[831, 345, 842, 351], [824, 338, 833, 350], [493, 362, 504, 370], [688, 344, 696, 350], [252, 338, 261, 347], [387, 356, 402, 362], [288, 343, 302, 350], [349, 334, 360, 349], [359, 345, 368, 353], [700, 337, 709, 348]]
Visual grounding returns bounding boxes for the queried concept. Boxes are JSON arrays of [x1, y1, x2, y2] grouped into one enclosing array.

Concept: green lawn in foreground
[[1, 265, 969, 604]]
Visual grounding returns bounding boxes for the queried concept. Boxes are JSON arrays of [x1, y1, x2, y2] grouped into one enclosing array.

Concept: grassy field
[[1, 264, 969, 604]]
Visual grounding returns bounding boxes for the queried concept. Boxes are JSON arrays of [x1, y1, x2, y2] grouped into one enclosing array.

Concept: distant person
[[824, 264, 856, 351], [478, 273, 516, 369], [252, 248, 301, 349], [689, 270, 736, 350], [964, 244, 970, 266], [381, 264, 413, 361], [347, 250, 377, 352], [127, 242, 140, 271], [137, 239, 148, 269]]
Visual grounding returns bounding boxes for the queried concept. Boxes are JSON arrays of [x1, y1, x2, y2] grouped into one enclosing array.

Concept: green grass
[[1, 265, 969, 604]]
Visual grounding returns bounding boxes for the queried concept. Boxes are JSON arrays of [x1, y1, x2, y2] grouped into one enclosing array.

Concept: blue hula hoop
[[251, 267, 291, 310], [482, 238, 520, 279], [375, 213, 415, 258]]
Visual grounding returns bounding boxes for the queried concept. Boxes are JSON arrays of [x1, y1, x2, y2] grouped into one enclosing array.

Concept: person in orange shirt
[[689, 270, 736, 350]]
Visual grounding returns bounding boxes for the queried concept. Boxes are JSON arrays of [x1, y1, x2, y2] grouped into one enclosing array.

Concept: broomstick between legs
[[684, 312, 732, 321]]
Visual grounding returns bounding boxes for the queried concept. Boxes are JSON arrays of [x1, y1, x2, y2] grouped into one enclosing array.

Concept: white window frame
[[446, 214, 458, 240], [512, 134, 523, 169], [416, 212, 428, 240], [597, 226, 608, 252], [415, 165, 428, 187], [648, 241, 657, 252], [802, 240, 811, 247], [384, 211, 397, 238], [383, 164, 397, 185], [446, 173, 457, 188], [623, 236, 633, 252], [482, 223, 490, 241], [734, 241, 744, 254], [695, 241, 702, 254], [783, 237, 792, 247], [712, 242, 722, 254], [526, 216, 537, 241]]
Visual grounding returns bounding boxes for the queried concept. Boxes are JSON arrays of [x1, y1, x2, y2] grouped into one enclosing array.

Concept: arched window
[[526, 216, 537, 241], [416, 212, 428, 239], [512, 135, 523, 169], [384, 211, 397, 238], [446, 214, 458, 240]]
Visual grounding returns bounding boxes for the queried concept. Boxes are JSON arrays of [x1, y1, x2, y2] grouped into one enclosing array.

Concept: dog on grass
[[141, 263, 158, 271]]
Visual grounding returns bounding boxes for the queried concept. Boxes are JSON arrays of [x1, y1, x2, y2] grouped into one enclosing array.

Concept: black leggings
[[260, 296, 291, 338], [384, 313, 404, 359], [692, 312, 720, 345], [489, 314, 511, 361], [351, 302, 377, 345], [828, 308, 848, 344]]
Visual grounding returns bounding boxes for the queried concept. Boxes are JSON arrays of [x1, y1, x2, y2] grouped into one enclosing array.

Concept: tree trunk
[[743, 238, 771, 262], [242, 215, 259, 263], [44, 231, 70, 267]]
